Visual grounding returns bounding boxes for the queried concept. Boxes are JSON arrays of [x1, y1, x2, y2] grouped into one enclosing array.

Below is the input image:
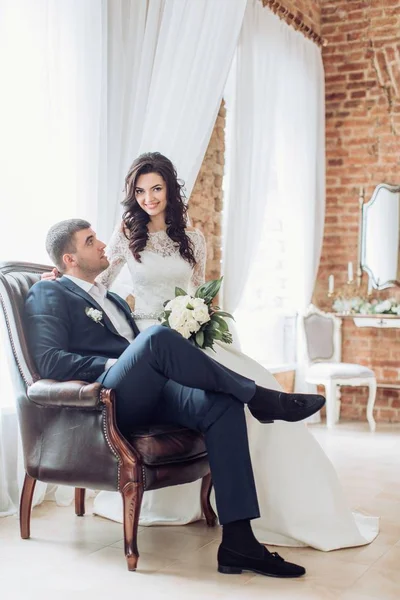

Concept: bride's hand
[[41, 267, 60, 281], [125, 294, 135, 311]]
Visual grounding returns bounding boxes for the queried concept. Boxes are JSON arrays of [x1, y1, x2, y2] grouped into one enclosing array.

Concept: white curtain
[[222, 0, 282, 315], [222, 1, 325, 393], [0, 0, 107, 515], [0, 0, 247, 516], [275, 20, 325, 395], [105, 0, 247, 238]]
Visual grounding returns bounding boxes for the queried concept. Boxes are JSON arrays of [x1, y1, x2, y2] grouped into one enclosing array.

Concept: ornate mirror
[[359, 183, 400, 290]]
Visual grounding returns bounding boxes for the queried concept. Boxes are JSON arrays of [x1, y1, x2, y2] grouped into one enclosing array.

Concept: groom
[[26, 219, 325, 579]]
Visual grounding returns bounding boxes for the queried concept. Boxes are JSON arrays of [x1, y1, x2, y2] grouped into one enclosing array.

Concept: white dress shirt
[[64, 274, 134, 370]]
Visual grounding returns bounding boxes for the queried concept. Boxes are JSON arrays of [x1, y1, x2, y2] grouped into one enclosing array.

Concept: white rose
[[185, 316, 201, 334], [332, 299, 344, 313], [165, 295, 190, 312], [193, 304, 210, 325], [169, 308, 189, 330], [375, 300, 391, 313], [190, 297, 206, 308], [176, 322, 192, 339]]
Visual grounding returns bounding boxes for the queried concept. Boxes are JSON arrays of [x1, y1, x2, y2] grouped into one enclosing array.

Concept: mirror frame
[[358, 183, 400, 290]]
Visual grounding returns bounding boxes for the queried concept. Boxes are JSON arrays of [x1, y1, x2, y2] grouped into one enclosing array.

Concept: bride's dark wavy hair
[[121, 152, 196, 265]]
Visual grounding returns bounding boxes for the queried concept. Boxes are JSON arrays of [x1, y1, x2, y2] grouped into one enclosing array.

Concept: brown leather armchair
[[0, 262, 216, 571]]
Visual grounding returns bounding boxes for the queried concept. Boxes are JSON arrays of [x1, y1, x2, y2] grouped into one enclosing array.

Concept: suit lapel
[[58, 277, 121, 337], [107, 292, 140, 337]]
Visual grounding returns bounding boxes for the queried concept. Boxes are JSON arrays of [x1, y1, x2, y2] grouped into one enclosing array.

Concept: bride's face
[[135, 172, 167, 219]]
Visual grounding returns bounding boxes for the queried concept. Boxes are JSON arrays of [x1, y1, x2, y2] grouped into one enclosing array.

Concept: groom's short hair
[[46, 219, 91, 272]]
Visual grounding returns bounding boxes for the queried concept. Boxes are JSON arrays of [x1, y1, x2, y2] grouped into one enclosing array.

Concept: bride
[[90, 152, 378, 550]]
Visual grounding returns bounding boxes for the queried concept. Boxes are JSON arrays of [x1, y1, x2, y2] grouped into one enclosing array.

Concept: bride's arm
[[188, 229, 207, 293], [96, 224, 128, 289]]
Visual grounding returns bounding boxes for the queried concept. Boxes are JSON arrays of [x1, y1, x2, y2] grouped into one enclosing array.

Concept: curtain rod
[[261, 0, 327, 48]]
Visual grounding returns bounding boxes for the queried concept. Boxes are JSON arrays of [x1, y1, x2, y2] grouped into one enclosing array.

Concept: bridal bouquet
[[159, 277, 233, 350]]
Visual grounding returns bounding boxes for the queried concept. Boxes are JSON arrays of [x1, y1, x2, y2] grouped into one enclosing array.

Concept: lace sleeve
[[96, 225, 128, 289], [189, 229, 207, 292]]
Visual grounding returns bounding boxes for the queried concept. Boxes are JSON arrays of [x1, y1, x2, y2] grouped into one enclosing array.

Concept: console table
[[337, 314, 400, 389]]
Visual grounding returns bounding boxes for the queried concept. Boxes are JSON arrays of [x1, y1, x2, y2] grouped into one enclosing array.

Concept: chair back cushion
[[303, 311, 335, 362], [0, 262, 52, 386]]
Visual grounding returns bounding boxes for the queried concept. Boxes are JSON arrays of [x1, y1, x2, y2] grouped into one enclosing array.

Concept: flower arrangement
[[332, 296, 400, 316], [159, 277, 233, 350]]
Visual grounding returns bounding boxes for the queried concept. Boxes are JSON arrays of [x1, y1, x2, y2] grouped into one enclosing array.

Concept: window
[[231, 174, 297, 368]]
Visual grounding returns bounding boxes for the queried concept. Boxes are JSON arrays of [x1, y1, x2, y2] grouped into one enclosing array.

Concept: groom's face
[[64, 228, 109, 276]]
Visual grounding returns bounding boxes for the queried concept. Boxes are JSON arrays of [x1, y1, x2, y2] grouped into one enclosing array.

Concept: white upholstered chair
[[302, 305, 377, 431]]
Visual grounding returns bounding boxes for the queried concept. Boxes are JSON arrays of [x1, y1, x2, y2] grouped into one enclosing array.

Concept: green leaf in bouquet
[[195, 277, 223, 301], [195, 330, 204, 347], [213, 329, 223, 341], [203, 325, 215, 344], [211, 315, 229, 332], [175, 287, 187, 297], [212, 310, 234, 320], [221, 331, 233, 344], [208, 320, 221, 331]]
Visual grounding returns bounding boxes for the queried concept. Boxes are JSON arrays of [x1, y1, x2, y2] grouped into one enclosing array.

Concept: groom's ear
[[62, 252, 76, 270]]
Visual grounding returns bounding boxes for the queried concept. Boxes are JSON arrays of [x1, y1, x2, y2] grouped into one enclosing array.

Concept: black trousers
[[98, 325, 260, 524]]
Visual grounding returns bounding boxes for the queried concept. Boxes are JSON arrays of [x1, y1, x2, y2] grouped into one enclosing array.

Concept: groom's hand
[[41, 267, 60, 281]]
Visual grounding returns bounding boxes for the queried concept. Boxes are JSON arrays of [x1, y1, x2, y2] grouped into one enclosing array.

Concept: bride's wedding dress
[[93, 227, 379, 550]]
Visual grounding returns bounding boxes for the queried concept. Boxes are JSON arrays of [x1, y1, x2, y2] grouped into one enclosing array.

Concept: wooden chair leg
[[20, 473, 37, 539], [75, 488, 86, 516], [201, 472, 217, 527], [121, 481, 144, 571]]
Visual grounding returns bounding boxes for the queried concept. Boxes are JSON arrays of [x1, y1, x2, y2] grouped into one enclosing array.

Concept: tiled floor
[[1, 423, 400, 599]]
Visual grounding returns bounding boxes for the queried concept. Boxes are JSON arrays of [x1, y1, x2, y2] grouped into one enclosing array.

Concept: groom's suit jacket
[[25, 276, 140, 383]]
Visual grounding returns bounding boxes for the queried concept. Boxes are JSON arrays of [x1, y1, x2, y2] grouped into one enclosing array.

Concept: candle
[[328, 274, 334, 295], [367, 276, 373, 295], [347, 261, 354, 282]]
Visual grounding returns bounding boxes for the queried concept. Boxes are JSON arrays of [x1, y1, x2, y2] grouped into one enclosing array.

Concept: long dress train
[[92, 228, 379, 550]]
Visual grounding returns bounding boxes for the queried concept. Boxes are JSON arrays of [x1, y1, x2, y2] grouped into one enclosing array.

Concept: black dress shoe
[[248, 387, 325, 424], [217, 545, 306, 578]]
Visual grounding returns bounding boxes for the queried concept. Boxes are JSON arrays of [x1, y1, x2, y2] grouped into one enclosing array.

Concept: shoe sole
[[218, 565, 305, 578]]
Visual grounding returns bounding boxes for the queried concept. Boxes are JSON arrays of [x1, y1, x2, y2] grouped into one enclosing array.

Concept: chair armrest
[[28, 379, 103, 409]]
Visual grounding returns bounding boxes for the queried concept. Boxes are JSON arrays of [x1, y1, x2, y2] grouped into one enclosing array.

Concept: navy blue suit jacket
[[25, 276, 140, 382]]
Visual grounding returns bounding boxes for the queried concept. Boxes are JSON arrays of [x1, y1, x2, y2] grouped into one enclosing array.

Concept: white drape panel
[[101, 0, 162, 240], [0, 0, 106, 263], [222, 2, 326, 388], [275, 24, 325, 396], [0, 0, 107, 515], [0, 0, 247, 515], [222, 0, 282, 314], [106, 0, 247, 237]]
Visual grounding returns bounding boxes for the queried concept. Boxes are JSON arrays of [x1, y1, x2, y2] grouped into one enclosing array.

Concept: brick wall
[[188, 103, 225, 281], [261, 0, 321, 35], [315, 0, 400, 423], [275, 370, 295, 393]]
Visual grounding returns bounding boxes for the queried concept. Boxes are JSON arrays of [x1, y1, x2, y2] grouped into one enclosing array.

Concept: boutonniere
[[85, 307, 104, 326]]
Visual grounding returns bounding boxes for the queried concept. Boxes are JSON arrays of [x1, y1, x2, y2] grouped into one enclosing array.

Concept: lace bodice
[[97, 227, 206, 319]]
